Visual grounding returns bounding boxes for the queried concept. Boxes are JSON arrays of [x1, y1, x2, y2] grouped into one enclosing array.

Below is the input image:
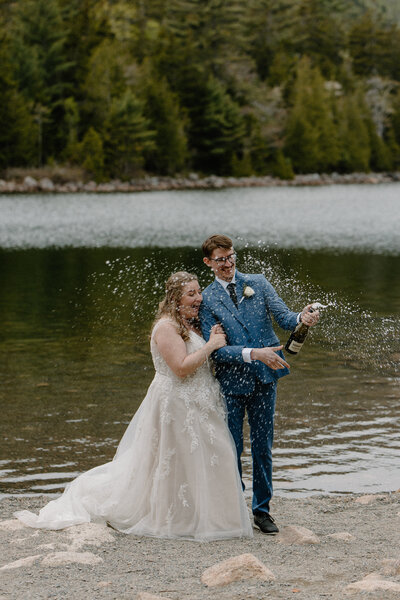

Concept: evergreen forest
[[2, 0, 400, 180]]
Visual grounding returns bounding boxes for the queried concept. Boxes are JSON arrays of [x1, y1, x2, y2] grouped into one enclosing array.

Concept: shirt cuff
[[297, 312, 302, 324], [242, 348, 253, 363]]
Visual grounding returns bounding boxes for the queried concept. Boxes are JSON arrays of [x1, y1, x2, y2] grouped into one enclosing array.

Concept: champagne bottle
[[285, 303, 323, 355]]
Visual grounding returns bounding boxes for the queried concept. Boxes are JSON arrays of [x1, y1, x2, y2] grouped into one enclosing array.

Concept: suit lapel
[[210, 276, 248, 329]]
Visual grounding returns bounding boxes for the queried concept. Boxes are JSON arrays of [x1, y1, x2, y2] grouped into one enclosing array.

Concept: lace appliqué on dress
[[178, 483, 189, 508], [155, 448, 176, 480]]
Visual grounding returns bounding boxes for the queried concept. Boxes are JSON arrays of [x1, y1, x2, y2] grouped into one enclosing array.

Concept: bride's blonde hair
[[154, 271, 199, 341]]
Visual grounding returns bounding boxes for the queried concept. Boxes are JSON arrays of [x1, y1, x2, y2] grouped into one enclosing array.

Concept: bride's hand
[[212, 323, 225, 335], [208, 324, 226, 350]]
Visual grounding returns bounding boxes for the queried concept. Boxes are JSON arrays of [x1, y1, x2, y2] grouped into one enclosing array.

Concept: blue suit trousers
[[224, 380, 277, 516]]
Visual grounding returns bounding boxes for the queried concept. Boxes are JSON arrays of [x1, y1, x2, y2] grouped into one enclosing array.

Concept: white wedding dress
[[15, 320, 253, 541]]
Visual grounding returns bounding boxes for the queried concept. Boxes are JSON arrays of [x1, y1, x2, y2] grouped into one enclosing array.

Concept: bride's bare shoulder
[[152, 318, 180, 338]]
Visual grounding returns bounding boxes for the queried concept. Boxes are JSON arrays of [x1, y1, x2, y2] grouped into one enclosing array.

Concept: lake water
[[0, 184, 399, 499]]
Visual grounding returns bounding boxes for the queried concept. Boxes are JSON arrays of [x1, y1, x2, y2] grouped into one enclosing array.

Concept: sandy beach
[[1, 492, 399, 599]]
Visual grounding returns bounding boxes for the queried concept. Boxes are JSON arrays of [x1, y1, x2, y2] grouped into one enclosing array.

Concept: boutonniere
[[239, 285, 255, 304]]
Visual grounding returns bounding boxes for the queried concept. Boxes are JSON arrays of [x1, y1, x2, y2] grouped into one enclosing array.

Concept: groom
[[199, 234, 319, 534]]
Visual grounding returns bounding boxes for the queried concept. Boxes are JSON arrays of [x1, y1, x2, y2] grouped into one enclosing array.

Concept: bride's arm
[[153, 321, 226, 378]]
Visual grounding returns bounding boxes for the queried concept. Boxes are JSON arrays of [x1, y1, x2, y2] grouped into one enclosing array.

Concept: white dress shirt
[[215, 275, 253, 363]]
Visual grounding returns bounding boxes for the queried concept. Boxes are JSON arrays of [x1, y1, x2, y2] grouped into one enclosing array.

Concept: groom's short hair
[[202, 234, 233, 258]]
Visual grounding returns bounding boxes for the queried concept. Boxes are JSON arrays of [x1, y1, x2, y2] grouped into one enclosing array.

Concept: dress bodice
[[150, 320, 208, 378], [150, 319, 222, 413]]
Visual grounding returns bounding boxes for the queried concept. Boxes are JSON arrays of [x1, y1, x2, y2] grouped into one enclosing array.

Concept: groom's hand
[[250, 346, 290, 370], [300, 304, 320, 326]]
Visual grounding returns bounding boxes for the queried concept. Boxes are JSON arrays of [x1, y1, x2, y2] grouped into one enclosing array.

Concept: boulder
[[277, 525, 320, 545], [23, 176, 38, 189], [66, 522, 115, 550], [39, 177, 55, 191], [345, 573, 400, 593], [381, 559, 400, 576], [354, 494, 386, 505], [201, 553, 275, 587]]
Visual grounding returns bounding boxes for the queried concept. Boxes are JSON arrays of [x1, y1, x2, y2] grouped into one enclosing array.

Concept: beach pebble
[[97, 581, 112, 589], [345, 573, 400, 593], [66, 522, 115, 550], [327, 532, 355, 542], [0, 519, 25, 532], [201, 553, 275, 587], [354, 494, 386, 505], [23, 176, 38, 189], [136, 593, 174, 600], [381, 558, 400, 576], [41, 551, 102, 566], [277, 525, 320, 545], [0, 555, 42, 571], [39, 177, 55, 191]]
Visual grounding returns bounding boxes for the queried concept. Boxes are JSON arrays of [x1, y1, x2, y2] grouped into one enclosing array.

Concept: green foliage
[[188, 77, 246, 174], [291, 0, 347, 78], [78, 127, 105, 181], [143, 76, 188, 175], [105, 90, 156, 178], [284, 58, 340, 173], [166, 0, 245, 76], [0, 46, 36, 168], [272, 149, 294, 179], [2, 0, 400, 176], [336, 93, 371, 172], [63, 97, 80, 161], [10, 0, 72, 103], [244, 0, 298, 82]]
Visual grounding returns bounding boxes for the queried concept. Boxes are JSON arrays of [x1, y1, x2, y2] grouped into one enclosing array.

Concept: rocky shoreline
[[1, 171, 400, 194], [1, 492, 399, 599]]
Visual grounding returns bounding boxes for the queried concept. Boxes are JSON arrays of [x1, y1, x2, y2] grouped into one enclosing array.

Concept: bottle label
[[288, 340, 303, 352]]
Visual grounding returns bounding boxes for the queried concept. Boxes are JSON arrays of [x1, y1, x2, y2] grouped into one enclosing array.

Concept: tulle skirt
[[15, 373, 253, 541]]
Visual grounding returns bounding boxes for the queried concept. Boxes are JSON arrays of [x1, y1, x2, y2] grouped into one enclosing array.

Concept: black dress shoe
[[253, 513, 279, 535]]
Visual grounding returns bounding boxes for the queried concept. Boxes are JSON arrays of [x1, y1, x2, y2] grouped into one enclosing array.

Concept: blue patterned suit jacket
[[199, 270, 298, 396]]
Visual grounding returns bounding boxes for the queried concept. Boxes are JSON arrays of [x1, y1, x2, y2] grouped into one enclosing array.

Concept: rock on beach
[[277, 525, 320, 545], [201, 553, 275, 587]]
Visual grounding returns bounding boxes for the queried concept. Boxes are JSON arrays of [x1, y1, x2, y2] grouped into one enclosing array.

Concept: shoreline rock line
[[1, 171, 400, 194]]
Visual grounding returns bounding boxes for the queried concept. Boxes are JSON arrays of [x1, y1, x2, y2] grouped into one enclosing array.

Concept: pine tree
[[244, 0, 298, 82], [143, 76, 188, 175], [189, 77, 245, 174], [59, 0, 111, 93], [105, 90, 155, 178], [78, 127, 105, 181], [166, 0, 245, 77], [0, 37, 36, 168], [349, 12, 381, 77], [9, 0, 74, 161], [336, 93, 371, 172], [81, 39, 129, 131], [284, 58, 340, 173], [291, 0, 347, 78]]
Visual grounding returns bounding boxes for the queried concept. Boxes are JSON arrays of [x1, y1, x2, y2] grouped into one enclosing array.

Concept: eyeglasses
[[210, 253, 237, 265]]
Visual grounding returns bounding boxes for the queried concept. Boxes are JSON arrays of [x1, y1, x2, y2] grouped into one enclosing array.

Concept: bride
[[15, 271, 253, 541]]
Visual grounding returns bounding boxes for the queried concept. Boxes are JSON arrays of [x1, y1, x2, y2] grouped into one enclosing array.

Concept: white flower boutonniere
[[239, 285, 255, 303]]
